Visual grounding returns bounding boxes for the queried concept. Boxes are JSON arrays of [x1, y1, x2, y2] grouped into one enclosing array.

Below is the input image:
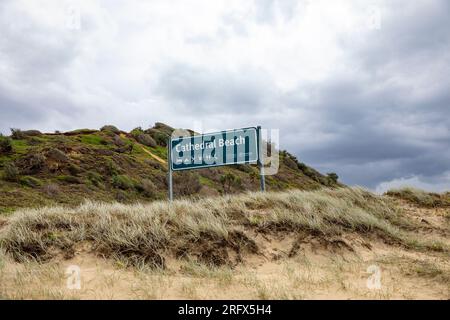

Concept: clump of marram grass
[[0, 188, 447, 268], [386, 187, 450, 208]]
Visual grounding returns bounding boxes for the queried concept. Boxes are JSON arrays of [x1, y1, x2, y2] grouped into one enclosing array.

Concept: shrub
[[173, 172, 202, 196], [144, 158, 163, 170], [297, 162, 308, 171], [112, 135, 126, 147], [28, 137, 42, 146], [105, 159, 119, 175], [87, 171, 103, 187], [3, 163, 20, 182], [0, 135, 13, 153], [249, 170, 259, 182], [130, 127, 144, 137], [68, 163, 83, 176], [137, 179, 157, 197], [235, 164, 255, 174], [10, 128, 25, 140], [111, 175, 135, 190], [153, 122, 174, 135], [57, 175, 82, 184], [47, 148, 69, 162], [220, 173, 241, 193], [22, 130, 42, 136], [27, 153, 46, 174], [114, 144, 133, 154], [115, 190, 128, 202], [327, 172, 339, 184], [145, 129, 169, 146], [20, 176, 42, 188], [136, 133, 156, 147], [283, 155, 298, 170], [100, 125, 120, 134], [42, 183, 60, 197]]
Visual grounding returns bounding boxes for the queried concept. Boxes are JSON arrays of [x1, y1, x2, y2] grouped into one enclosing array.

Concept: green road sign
[[170, 127, 259, 171]]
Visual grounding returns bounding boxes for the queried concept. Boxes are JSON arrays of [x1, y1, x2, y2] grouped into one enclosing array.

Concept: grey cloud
[[154, 63, 277, 114]]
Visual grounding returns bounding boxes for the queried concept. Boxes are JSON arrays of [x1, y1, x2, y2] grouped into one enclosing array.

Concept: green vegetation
[[220, 173, 242, 193], [2, 163, 20, 182], [100, 125, 120, 134], [111, 175, 135, 190], [20, 176, 42, 188], [80, 134, 108, 146], [10, 139, 29, 155], [10, 128, 25, 140], [327, 172, 339, 184], [87, 171, 103, 187], [56, 175, 82, 184], [0, 135, 13, 154], [0, 122, 341, 214]]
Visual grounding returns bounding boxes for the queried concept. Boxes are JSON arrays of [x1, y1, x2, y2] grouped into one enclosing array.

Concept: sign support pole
[[257, 126, 266, 192], [167, 138, 173, 201]]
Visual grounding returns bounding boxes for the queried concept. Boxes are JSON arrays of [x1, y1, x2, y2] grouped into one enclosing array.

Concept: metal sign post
[[257, 126, 266, 192], [167, 137, 173, 201]]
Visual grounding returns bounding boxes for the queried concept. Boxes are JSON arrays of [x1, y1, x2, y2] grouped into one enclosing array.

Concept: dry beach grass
[[0, 187, 448, 299]]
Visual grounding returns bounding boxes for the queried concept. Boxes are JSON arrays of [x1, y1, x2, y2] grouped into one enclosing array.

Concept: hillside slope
[[0, 123, 340, 214]]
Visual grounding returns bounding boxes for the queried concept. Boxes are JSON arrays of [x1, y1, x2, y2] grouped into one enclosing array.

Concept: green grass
[[150, 146, 167, 159], [0, 207, 16, 216], [79, 134, 107, 146], [199, 176, 215, 187], [10, 139, 29, 154], [20, 176, 42, 188], [56, 175, 82, 184]]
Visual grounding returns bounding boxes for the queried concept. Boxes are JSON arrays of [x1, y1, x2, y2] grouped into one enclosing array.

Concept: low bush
[[42, 183, 60, 197], [0, 135, 13, 153], [220, 173, 242, 193], [327, 172, 339, 184], [105, 159, 119, 175], [20, 176, 42, 188], [87, 171, 103, 187], [3, 163, 20, 182], [68, 163, 83, 176], [56, 175, 82, 184], [22, 130, 42, 137], [173, 172, 202, 196], [10, 128, 25, 140], [112, 135, 126, 147], [47, 148, 69, 162], [135, 133, 157, 148], [145, 129, 169, 146], [136, 179, 157, 197], [22, 153, 46, 174], [100, 125, 120, 134], [111, 174, 135, 190]]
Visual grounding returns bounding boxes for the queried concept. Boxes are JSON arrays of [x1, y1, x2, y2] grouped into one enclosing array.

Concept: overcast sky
[[1, 0, 449, 192]]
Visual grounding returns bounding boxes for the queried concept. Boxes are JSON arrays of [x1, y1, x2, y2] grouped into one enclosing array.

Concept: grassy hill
[[0, 123, 340, 215]]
